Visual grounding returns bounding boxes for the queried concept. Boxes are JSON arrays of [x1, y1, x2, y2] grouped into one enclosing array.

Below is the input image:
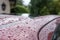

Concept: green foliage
[[11, 0, 30, 15], [30, 0, 60, 17], [11, 0, 60, 16], [11, 5, 29, 15], [40, 6, 50, 15], [30, 0, 51, 17], [17, 0, 23, 5]]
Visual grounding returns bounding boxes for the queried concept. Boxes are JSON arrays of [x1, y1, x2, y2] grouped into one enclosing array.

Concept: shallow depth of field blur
[[11, 0, 60, 17]]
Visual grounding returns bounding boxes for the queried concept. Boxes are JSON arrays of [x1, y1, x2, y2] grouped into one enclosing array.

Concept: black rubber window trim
[[37, 17, 60, 40]]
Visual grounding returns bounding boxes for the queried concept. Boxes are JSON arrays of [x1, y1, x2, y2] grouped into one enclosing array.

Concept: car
[[0, 15, 60, 40]]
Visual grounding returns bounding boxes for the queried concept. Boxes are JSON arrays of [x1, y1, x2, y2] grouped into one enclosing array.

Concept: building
[[0, 0, 16, 14]]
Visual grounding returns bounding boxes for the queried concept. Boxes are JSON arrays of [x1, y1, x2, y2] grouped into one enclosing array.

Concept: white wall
[[0, 0, 10, 14]]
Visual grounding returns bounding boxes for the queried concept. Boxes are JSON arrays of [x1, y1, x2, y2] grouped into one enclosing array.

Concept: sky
[[23, 0, 30, 6]]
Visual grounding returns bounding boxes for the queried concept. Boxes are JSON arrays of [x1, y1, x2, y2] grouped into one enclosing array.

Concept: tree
[[30, 0, 52, 17], [30, 0, 60, 17], [11, 0, 30, 15], [11, 5, 29, 15], [47, 0, 59, 15], [17, 0, 23, 5]]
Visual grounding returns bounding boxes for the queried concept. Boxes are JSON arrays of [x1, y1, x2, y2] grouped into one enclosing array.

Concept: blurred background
[[11, 0, 60, 17]]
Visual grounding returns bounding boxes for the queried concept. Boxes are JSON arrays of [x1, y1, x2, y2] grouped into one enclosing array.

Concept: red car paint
[[0, 15, 60, 40]]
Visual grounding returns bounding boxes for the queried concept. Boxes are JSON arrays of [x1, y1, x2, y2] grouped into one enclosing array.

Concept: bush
[[11, 5, 29, 15]]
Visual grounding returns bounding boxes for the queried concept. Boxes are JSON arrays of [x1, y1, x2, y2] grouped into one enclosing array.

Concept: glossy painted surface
[[0, 15, 60, 40]]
